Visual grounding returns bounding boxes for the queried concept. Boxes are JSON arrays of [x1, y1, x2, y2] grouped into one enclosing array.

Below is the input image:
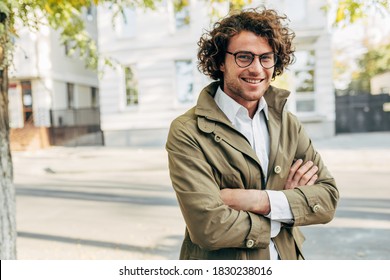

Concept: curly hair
[[197, 8, 295, 80]]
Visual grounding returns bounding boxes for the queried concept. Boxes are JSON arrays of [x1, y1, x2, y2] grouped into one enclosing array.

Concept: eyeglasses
[[226, 51, 277, 69]]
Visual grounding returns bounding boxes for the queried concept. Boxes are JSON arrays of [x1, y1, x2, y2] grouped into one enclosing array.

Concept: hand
[[284, 159, 318, 190], [220, 188, 270, 215]]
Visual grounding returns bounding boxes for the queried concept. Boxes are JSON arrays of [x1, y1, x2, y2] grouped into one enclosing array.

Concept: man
[[166, 8, 339, 260]]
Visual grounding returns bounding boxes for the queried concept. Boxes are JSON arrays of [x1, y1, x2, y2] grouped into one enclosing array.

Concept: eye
[[261, 54, 274, 61], [236, 52, 253, 61]]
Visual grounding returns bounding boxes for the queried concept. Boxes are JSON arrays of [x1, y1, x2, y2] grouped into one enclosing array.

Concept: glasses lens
[[233, 52, 277, 68], [260, 53, 276, 69], [235, 52, 254, 67]]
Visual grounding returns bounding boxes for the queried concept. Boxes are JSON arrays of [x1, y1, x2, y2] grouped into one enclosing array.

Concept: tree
[[359, 43, 390, 77], [352, 43, 390, 92], [0, 0, 252, 260], [0, 0, 160, 260], [326, 0, 389, 27], [326, 0, 390, 93], [1, 5, 16, 260]]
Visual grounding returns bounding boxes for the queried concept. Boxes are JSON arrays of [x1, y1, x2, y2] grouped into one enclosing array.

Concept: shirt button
[[274, 166, 282, 174], [246, 239, 255, 248], [312, 204, 321, 213]]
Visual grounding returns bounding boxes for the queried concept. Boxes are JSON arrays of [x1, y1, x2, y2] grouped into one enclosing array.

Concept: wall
[[371, 72, 390, 95], [98, 0, 335, 146]]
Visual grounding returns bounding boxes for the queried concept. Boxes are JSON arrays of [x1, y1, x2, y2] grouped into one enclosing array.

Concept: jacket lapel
[[214, 124, 260, 166], [195, 82, 261, 167], [195, 82, 290, 174], [267, 107, 282, 176], [264, 86, 289, 177]]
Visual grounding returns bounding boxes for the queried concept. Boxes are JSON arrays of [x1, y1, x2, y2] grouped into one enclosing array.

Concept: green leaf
[[0, 2, 10, 16]]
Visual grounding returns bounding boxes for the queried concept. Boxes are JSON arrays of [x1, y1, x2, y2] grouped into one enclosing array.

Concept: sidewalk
[[12, 132, 390, 259], [303, 132, 390, 259]]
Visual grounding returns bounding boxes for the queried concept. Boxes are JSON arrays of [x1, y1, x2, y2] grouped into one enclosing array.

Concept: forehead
[[228, 30, 272, 53]]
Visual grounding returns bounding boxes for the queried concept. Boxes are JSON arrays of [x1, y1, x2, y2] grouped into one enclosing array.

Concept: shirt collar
[[214, 86, 269, 124]]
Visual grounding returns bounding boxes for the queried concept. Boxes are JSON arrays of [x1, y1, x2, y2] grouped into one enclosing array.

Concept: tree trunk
[[0, 11, 17, 260]]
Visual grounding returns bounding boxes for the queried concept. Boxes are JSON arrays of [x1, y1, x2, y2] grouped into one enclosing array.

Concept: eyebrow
[[235, 51, 274, 56]]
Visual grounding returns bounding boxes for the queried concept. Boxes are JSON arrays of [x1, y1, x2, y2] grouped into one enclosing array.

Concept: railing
[[50, 108, 101, 127], [49, 108, 104, 146]]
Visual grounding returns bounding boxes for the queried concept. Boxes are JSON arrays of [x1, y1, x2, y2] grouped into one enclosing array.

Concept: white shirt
[[214, 86, 293, 260]]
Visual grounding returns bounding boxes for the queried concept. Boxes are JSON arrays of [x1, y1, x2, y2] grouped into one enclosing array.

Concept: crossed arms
[[221, 159, 318, 215]]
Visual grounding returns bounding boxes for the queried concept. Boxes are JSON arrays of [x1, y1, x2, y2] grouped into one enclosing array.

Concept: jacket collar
[[195, 81, 290, 175], [194, 82, 231, 126], [214, 86, 270, 124], [195, 81, 290, 124]]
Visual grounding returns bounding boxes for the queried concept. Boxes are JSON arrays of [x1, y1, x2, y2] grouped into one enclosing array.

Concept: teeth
[[243, 78, 262, 84]]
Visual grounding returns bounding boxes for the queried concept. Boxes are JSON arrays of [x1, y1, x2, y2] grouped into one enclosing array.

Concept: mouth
[[242, 78, 264, 84]]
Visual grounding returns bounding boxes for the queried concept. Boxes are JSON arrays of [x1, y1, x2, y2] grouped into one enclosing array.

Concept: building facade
[[98, 0, 335, 147], [8, 7, 102, 149], [371, 71, 390, 95]]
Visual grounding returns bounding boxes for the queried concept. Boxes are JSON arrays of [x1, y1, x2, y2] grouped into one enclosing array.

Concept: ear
[[220, 62, 225, 73]]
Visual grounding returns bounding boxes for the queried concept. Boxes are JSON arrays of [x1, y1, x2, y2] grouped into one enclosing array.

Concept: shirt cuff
[[265, 190, 294, 224]]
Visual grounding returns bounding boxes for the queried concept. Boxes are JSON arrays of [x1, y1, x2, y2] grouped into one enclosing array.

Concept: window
[[175, 60, 194, 104], [86, 6, 94, 21], [21, 81, 33, 122], [67, 83, 75, 109], [124, 66, 139, 106], [294, 50, 316, 113], [21, 81, 32, 108], [91, 87, 99, 108], [64, 42, 70, 56]]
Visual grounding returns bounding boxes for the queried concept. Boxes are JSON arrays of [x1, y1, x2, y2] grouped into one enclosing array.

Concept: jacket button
[[214, 135, 222, 142], [274, 166, 281, 174], [246, 239, 255, 248], [312, 204, 321, 213]]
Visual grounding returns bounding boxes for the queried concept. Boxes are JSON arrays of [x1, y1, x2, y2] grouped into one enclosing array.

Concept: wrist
[[259, 190, 271, 215]]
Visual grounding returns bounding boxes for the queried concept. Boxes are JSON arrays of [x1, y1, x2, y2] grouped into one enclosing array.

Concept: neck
[[247, 102, 259, 119]]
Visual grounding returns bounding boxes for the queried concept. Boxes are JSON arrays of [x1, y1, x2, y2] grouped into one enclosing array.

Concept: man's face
[[220, 30, 274, 114]]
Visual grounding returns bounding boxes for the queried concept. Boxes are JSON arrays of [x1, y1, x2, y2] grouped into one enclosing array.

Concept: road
[[12, 132, 390, 259]]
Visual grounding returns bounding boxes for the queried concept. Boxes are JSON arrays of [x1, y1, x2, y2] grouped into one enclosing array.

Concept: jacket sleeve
[[166, 117, 271, 251], [282, 114, 339, 226]]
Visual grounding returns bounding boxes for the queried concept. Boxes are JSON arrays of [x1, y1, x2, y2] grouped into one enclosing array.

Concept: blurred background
[[2, 0, 390, 260], [7, 0, 390, 148]]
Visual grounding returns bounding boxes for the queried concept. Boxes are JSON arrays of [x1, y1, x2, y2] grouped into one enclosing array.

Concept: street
[[12, 132, 390, 259]]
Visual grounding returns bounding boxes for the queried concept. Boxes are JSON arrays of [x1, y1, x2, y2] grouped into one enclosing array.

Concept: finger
[[284, 160, 303, 189], [299, 165, 318, 185], [306, 174, 318, 186], [287, 159, 303, 182], [284, 181, 293, 190], [292, 160, 314, 182], [296, 165, 315, 185]]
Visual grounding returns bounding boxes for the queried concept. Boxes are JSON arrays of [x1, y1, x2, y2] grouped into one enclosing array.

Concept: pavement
[[11, 131, 390, 260]]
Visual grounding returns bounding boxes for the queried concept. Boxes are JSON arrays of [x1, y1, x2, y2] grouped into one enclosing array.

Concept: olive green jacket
[[166, 82, 339, 260]]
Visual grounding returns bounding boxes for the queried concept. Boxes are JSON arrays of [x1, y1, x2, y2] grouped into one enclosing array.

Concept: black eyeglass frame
[[226, 51, 278, 69]]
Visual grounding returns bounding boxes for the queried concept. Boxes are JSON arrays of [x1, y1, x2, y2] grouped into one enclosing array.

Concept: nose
[[248, 56, 264, 74]]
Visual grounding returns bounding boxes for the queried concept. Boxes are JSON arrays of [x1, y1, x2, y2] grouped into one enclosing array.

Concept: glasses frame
[[226, 51, 278, 69]]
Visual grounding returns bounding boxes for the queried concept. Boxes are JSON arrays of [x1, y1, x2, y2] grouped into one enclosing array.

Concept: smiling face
[[220, 30, 274, 117]]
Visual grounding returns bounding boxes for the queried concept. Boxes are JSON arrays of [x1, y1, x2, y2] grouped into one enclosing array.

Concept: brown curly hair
[[197, 8, 295, 80]]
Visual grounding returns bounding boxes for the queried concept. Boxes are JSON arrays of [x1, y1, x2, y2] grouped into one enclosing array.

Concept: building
[[97, 0, 335, 147], [371, 71, 390, 95], [8, 6, 102, 150]]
